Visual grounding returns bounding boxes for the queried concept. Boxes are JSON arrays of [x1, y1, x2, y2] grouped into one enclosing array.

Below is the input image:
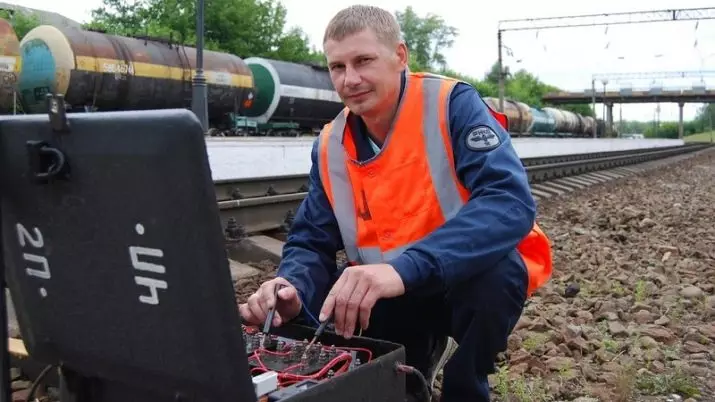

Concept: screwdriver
[[302, 315, 332, 359], [260, 284, 285, 347]]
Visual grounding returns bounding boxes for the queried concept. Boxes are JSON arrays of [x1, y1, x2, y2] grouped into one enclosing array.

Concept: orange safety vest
[[317, 72, 553, 297]]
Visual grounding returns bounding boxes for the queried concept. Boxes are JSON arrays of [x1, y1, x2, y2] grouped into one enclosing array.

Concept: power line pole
[[496, 7, 715, 113], [191, 0, 209, 134]]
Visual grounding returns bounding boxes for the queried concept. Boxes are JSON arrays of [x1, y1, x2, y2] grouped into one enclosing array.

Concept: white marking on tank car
[[103, 62, 135, 75], [0, 56, 17, 72], [280, 85, 342, 103], [211, 72, 232, 85]]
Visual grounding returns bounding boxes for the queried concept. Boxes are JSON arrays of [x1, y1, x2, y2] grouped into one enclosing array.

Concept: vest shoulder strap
[[408, 72, 509, 131]]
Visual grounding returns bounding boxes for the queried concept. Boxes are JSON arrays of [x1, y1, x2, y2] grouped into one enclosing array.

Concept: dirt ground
[[235, 149, 715, 402]]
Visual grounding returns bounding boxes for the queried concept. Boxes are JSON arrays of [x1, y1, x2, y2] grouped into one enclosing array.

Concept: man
[[238, 5, 553, 401]]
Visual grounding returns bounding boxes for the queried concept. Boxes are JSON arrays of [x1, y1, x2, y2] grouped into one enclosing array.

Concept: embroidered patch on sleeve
[[465, 125, 501, 151]]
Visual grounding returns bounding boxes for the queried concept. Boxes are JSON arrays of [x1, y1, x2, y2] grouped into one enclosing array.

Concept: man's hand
[[319, 264, 405, 339], [239, 277, 302, 327]]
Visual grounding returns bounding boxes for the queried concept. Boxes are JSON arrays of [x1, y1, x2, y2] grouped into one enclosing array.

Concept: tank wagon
[[242, 57, 344, 135], [482, 97, 600, 137], [528, 107, 556, 135], [8, 20, 604, 138], [0, 18, 20, 112], [483, 98, 532, 134], [17, 24, 255, 129]]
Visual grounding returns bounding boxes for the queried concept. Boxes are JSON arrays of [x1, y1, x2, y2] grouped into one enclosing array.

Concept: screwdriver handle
[[314, 318, 330, 338], [262, 284, 285, 334]]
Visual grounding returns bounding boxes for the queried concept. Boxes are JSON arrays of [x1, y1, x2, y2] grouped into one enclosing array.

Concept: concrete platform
[[206, 138, 314, 180], [510, 138, 684, 158], [205, 137, 685, 181]]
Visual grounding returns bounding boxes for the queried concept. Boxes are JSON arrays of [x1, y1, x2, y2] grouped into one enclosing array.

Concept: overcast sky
[[10, 0, 715, 122]]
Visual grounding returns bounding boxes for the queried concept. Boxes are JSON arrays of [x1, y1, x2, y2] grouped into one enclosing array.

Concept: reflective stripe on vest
[[318, 73, 552, 296]]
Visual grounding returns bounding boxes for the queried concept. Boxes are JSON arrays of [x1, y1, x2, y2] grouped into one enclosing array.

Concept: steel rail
[[216, 143, 711, 237], [212, 144, 690, 201], [525, 143, 710, 183]]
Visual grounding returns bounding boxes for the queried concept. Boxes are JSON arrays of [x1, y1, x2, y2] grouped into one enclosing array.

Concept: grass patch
[[492, 366, 552, 402], [634, 280, 649, 302], [614, 364, 637, 402], [635, 369, 700, 398], [522, 333, 550, 353], [684, 131, 715, 143]]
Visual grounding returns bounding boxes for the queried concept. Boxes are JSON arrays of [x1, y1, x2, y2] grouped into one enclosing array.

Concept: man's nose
[[344, 65, 362, 86]]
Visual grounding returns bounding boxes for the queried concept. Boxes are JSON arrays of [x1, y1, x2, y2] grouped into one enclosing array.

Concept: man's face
[[324, 28, 407, 117]]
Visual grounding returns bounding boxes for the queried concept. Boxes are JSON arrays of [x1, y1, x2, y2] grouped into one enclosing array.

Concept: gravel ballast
[[237, 148, 715, 402]]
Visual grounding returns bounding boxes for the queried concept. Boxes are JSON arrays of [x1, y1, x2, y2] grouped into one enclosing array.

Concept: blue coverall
[[277, 71, 535, 401]]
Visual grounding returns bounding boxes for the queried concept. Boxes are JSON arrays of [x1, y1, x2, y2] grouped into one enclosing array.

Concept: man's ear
[[396, 41, 408, 69]]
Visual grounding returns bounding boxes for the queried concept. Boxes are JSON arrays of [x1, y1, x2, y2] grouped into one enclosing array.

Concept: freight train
[[0, 18, 20, 113], [4, 20, 606, 138]]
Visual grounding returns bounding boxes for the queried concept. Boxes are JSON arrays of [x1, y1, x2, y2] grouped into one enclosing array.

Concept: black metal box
[[0, 107, 408, 402], [264, 323, 407, 402]]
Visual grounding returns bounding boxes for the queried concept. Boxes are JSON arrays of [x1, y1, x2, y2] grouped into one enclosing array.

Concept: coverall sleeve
[[388, 82, 536, 294], [276, 138, 343, 322]]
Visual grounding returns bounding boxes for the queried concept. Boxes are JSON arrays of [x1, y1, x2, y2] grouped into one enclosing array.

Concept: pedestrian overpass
[[542, 72, 715, 138]]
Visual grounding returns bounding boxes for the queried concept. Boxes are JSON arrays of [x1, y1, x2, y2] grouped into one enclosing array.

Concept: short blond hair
[[323, 5, 402, 47]]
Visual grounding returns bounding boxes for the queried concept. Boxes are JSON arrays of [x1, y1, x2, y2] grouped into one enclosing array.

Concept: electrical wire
[[395, 363, 432, 402], [24, 364, 55, 402], [294, 302, 365, 339], [243, 326, 373, 380], [247, 343, 373, 388], [298, 298, 321, 327]]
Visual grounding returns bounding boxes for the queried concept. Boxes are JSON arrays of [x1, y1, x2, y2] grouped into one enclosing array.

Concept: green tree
[[0, 9, 41, 39], [84, 0, 321, 63], [691, 103, 715, 133], [0, 10, 41, 114], [395, 6, 457, 72], [481, 61, 594, 117], [617, 118, 701, 139], [83, 0, 151, 36], [393, 10, 596, 119], [271, 26, 325, 66]]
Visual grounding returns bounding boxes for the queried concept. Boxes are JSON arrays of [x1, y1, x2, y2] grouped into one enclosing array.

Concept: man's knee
[[446, 250, 529, 373], [448, 249, 528, 314]]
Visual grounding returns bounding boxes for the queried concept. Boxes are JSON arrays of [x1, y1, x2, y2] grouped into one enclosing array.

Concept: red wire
[[335, 346, 373, 362], [250, 347, 356, 387], [243, 325, 376, 388]]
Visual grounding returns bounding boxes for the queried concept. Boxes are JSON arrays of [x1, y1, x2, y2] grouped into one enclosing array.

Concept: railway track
[[5, 142, 713, 396], [214, 143, 712, 238]]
